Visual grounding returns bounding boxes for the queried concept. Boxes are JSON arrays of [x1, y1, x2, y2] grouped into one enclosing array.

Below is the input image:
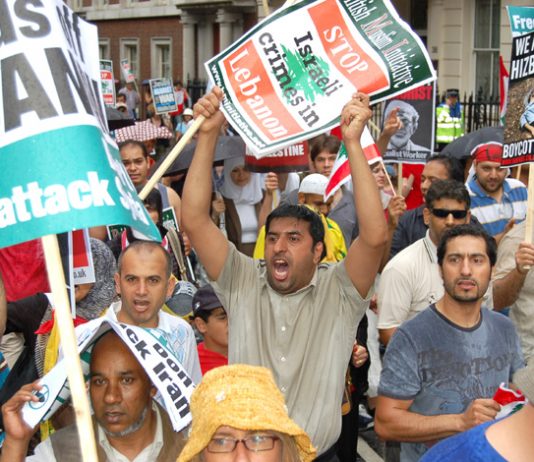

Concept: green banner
[[0, 0, 160, 249], [0, 126, 160, 248]]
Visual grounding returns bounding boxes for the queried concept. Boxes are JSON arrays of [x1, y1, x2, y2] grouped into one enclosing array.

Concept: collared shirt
[[212, 243, 371, 455], [105, 302, 202, 384], [378, 231, 443, 330], [467, 177, 527, 236], [28, 404, 164, 462]]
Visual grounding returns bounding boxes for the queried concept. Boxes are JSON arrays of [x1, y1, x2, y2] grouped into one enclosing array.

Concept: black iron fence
[[186, 79, 207, 105]]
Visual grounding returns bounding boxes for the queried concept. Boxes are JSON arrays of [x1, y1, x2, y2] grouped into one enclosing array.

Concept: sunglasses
[[431, 208, 468, 219]]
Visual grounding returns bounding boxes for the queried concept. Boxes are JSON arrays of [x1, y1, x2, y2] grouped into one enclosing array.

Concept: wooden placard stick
[[139, 115, 205, 200], [397, 162, 403, 196], [525, 163, 534, 245], [42, 234, 98, 462]]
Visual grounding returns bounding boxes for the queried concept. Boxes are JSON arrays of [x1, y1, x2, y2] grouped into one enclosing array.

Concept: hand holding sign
[[194, 86, 226, 134], [340, 93, 373, 143], [1, 381, 42, 449]]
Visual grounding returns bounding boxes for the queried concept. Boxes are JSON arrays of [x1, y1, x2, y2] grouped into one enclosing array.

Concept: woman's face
[[201, 426, 283, 462], [371, 164, 386, 189], [230, 166, 251, 187]]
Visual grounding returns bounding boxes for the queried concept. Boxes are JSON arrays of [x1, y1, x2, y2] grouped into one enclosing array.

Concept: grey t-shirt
[[379, 305, 524, 462]]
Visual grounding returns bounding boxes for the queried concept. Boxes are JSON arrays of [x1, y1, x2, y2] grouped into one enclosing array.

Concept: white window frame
[[151, 38, 173, 80], [99, 38, 110, 60], [473, 0, 500, 98]]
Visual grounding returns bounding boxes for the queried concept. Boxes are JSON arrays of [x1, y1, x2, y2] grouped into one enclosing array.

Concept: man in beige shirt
[[182, 88, 388, 458]]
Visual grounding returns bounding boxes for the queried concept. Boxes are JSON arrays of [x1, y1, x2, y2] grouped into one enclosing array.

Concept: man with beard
[[0, 331, 186, 461], [466, 143, 527, 242], [182, 88, 388, 460], [375, 224, 524, 462]]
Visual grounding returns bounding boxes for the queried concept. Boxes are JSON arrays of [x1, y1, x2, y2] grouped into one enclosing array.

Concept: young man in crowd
[[376, 224, 524, 461], [182, 88, 387, 459]]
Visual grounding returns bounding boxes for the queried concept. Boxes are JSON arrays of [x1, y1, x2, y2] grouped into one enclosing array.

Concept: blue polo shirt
[[466, 177, 527, 236]]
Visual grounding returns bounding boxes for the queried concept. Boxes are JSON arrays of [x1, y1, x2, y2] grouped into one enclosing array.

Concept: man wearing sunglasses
[[377, 180, 471, 346]]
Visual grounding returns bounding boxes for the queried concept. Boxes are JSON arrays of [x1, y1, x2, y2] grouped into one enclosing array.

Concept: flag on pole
[[499, 56, 509, 126], [325, 127, 380, 200]]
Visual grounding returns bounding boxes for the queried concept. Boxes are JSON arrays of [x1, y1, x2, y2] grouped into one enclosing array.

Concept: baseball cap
[[183, 108, 194, 117], [299, 173, 328, 196], [192, 284, 223, 316]]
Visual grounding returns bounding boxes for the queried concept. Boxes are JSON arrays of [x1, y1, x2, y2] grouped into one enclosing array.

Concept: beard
[[445, 278, 487, 304], [102, 403, 150, 438]]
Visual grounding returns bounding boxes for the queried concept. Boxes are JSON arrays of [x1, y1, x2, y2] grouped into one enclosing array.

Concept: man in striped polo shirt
[[466, 142, 527, 244]]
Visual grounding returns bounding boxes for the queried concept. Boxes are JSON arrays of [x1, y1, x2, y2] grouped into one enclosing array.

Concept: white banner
[[22, 317, 195, 432]]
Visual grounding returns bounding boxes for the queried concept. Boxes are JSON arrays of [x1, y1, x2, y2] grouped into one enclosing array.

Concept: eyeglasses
[[431, 208, 468, 219], [207, 434, 280, 453]]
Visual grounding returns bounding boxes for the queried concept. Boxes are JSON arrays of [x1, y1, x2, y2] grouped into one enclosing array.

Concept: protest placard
[[120, 58, 136, 83], [245, 141, 310, 172], [0, 1, 160, 249], [502, 30, 534, 167], [22, 317, 195, 432], [207, 0, 435, 157], [507, 6, 534, 38], [100, 59, 115, 106], [504, 6, 534, 246], [382, 82, 435, 164], [70, 229, 95, 285], [150, 78, 178, 114]]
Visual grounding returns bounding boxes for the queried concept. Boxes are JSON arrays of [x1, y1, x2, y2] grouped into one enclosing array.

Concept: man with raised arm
[[182, 88, 388, 460]]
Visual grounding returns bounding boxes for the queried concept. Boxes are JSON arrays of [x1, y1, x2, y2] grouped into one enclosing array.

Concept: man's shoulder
[[158, 311, 192, 330], [504, 178, 528, 196], [397, 205, 424, 226], [482, 307, 517, 331], [395, 306, 438, 335], [385, 237, 428, 270]]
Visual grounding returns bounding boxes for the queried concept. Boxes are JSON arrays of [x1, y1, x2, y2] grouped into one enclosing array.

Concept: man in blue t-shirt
[[375, 224, 524, 462]]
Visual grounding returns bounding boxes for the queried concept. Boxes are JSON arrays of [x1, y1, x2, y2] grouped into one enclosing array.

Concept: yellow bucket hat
[[177, 364, 316, 462]]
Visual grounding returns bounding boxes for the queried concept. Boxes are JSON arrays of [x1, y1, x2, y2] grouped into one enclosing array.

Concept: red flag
[[499, 56, 509, 126]]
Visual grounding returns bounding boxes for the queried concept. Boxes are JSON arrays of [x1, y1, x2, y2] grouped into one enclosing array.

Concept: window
[[151, 38, 172, 79], [473, 0, 500, 99], [99, 39, 110, 60], [120, 39, 139, 80]]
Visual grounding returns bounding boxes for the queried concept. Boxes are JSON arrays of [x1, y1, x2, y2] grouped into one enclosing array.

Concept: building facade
[[68, 0, 532, 102]]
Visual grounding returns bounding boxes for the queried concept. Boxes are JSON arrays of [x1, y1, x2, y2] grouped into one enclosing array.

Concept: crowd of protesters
[[0, 82, 533, 462]]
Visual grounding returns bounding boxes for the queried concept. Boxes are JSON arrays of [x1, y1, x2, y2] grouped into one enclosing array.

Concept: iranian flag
[[325, 126, 381, 200], [499, 56, 509, 126]]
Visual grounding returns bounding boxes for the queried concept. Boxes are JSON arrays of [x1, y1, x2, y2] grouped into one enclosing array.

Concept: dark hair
[[136, 185, 163, 226], [117, 240, 172, 278], [425, 179, 470, 210], [192, 308, 220, 323], [426, 154, 464, 183], [265, 204, 326, 260], [437, 224, 497, 267], [309, 134, 340, 162], [119, 139, 149, 158]]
